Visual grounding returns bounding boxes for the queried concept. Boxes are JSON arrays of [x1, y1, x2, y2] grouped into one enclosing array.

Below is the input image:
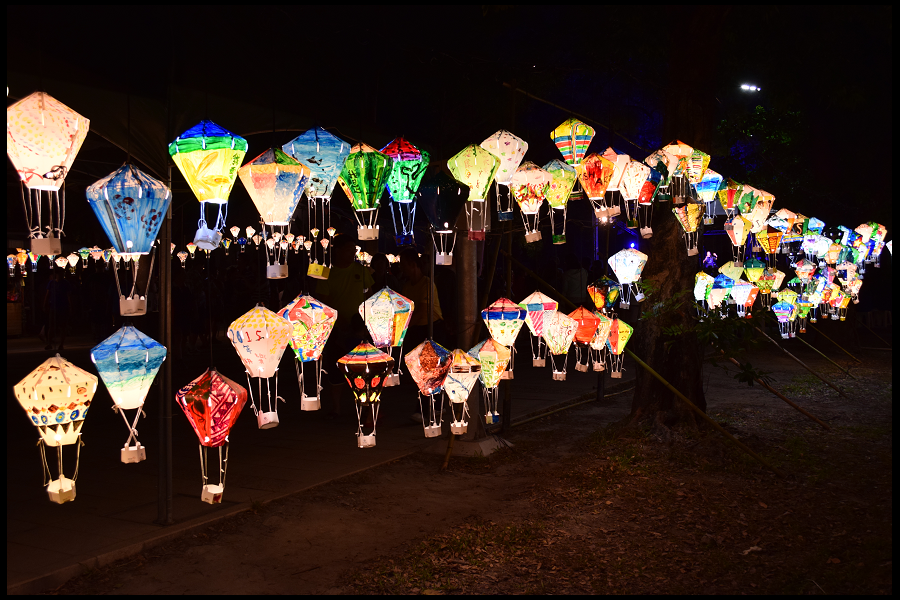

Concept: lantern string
[[206, 252, 215, 370]]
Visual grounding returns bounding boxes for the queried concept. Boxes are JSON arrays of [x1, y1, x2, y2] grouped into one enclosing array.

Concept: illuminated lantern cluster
[[481, 129, 527, 221], [339, 142, 392, 240], [448, 144, 500, 241], [444, 350, 481, 434], [543, 159, 578, 244], [518, 291, 558, 367], [542, 311, 578, 380], [608, 248, 648, 308], [468, 338, 511, 424], [419, 170, 467, 265], [382, 137, 430, 246], [509, 161, 552, 243], [481, 298, 526, 378], [279, 295, 337, 411], [337, 343, 395, 448], [405, 340, 452, 438], [361, 287, 414, 386]]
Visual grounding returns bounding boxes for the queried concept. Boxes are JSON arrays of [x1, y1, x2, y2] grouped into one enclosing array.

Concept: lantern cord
[[120, 407, 143, 449], [245, 372, 258, 416], [57, 185, 65, 238], [221, 443, 229, 488], [206, 252, 215, 369], [19, 183, 35, 238], [38, 439, 52, 487], [71, 436, 84, 481], [200, 445, 207, 487]]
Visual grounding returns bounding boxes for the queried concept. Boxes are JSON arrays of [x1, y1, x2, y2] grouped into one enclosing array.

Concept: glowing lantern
[[717, 179, 742, 220], [448, 144, 500, 241], [337, 343, 395, 448], [620, 160, 660, 237], [518, 291, 558, 367], [7, 92, 89, 256], [743, 258, 765, 285], [771, 301, 794, 339], [673, 203, 703, 256], [481, 129, 528, 221], [694, 169, 723, 225], [606, 318, 633, 378], [28, 250, 40, 272], [279, 295, 337, 411], [648, 140, 693, 204], [227, 306, 292, 429], [481, 298, 526, 379], [7, 252, 19, 277], [589, 311, 613, 371], [694, 272, 715, 312], [746, 189, 775, 234], [16, 249, 29, 276], [230, 225, 240, 240], [222, 238, 232, 254], [381, 137, 430, 246], [542, 310, 578, 381], [176, 251, 188, 267], [444, 350, 481, 435], [608, 248, 648, 308], [238, 148, 310, 279], [568, 307, 600, 372], [86, 164, 171, 315], [602, 147, 631, 218], [551, 118, 594, 166], [755, 225, 784, 269], [708, 274, 733, 311], [468, 339, 511, 425], [90, 325, 166, 463], [587, 276, 622, 315], [509, 161, 552, 243], [169, 121, 247, 249], [360, 287, 414, 386], [66, 253, 80, 273], [543, 159, 578, 244], [419, 169, 467, 265], [405, 340, 452, 438], [575, 152, 616, 221], [794, 259, 817, 284], [730, 280, 757, 317], [718, 261, 744, 282], [337, 143, 391, 241], [724, 215, 752, 266], [14, 355, 97, 503]]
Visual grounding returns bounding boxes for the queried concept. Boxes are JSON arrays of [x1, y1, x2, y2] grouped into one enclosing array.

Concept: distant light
[[741, 84, 760, 92], [630, 243, 635, 248]]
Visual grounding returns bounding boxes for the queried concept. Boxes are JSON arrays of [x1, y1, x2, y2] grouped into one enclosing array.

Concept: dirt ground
[[50, 347, 892, 595]]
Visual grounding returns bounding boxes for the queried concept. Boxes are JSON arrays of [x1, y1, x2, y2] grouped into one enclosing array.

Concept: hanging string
[[207, 252, 215, 370]]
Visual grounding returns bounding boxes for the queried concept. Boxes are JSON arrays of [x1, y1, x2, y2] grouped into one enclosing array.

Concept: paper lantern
[[481, 298, 526, 378], [718, 261, 744, 282], [730, 280, 758, 317], [575, 153, 617, 221], [227, 306, 292, 429], [279, 294, 337, 411], [360, 287, 414, 386], [542, 310, 578, 381], [481, 129, 528, 221], [551, 118, 594, 166], [724, 215, 752, 265], [693, 272, 714, 312], [605, 318, 633, 378], [419, 169, 467, 265], [509, 161, 552, 243], [587, 276, 621, 315], [7, 92, 90, 256], [382, 137, 430, 246], [169, 121, 247, 249], [756, 225, 784, 269], [542, 159, 578, 244], [673, 204, 703, 256], [468, 339, 511, 424], [716, 179, 743, 221], [518, 291, 558, 367], [337, 142, 392, 240], [568, 307, 600, 373], [694, 169, 723, 225], [444, 350, 481, 434], [405, 340, 452, 437], [176, 369, 247, 504], [14, 354, 97, 503], [7, 253, 18, 277], [91, 325, 166, 463], [661, 141, 695, 204], [589, 311, 613, 372], [238, 148, 310, 279], [620, 161, 660, 237], [28, 250, 41, 272], [86, 164, 171, 315], [608, 248, 648, 308], [745, 189, 775, 234], [601, 146, 631, 218], [447, 144, 500, 241], [771, 301, 794, 339], [337, 343, 395, 448]]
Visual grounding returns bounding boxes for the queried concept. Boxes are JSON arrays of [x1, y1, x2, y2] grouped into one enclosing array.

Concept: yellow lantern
[[448, 144, 500, 241]]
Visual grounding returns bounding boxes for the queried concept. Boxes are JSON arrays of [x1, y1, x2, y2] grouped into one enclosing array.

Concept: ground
[[49, 347, 892, 595]]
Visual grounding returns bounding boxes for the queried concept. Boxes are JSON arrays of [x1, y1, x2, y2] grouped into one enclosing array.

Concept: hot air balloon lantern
[[382, 137, 430, 246], [717, 179, 743, 221], [86, 164, 171, 315], [238, 148, 310, 279], [279, 295, 337, 411], [443, 350, 481, 434], [360, 287, 414, 386], [771, 301, 794, 339], [468, 339, 511, 425], [756, 225, 784, 270], [731, 280, 759, 318], [575, 152, 616, 221], [227, 306, 292, 429], [551, 118, 594, 168], [601, 147, 630, 219], [419, 170, 467, 265], [8, 252, 20, 277], [694, 169, 723, 225], [337, 142, 392, 241], [694, 272, 715, 314], [517, 291, 558, 367], [587, 276, 622, 317], [649, 141, 693, 205], [448, 144, 500, 241], [620, 160, 660, 236], [29, 250, 41, 272], [509, 161, 552, 243], [589, 311, 613, 371], [673, 204, 703, 256], [481, 130, 528, 221], [606, 318, 633, 378], [337, 343, 395, 448], [16, 249, 29, 277], [718, 260, 744, 284], [724, 215, 752, 266], [481, 298, 526, 379], [283, 127, 351, 279], [14, 355, 98, 503], [608, 248, 648, 309], [169, 121, 247, 250], [568, 307, 601, 373], [7, 92, 90, 256], [404, 340, 452, 438], [745, 189, 775, 234], [708, 274, 734, 312], [543, 159, 578, 244], [542, 310, 578, 381]]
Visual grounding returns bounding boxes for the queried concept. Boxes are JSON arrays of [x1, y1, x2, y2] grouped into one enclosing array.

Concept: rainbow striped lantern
[[543, 159, 578, 244], [283, 127, 351, 279], [608, 248, 648, 308], [176, 369, 248, 504], [444, 350, 481, 434], [169, 121, 247, 250], [589, 311, 613, 372], [771, 301, 794, 339], [279, 295, 337, 411], [576, 152, 617, 221], [509, 161, 552, 243], [481, 298, 526, 379], [405, 340, 452, 438], [620, 160, 660, 237], [14, 355, 98, 504], [518, 291, 558, 367], [7, 92, 89, 256], [542, 310, 578, 381], [694, 169, 723, 225], [730, 280, 758, 318], [468, 339, 511, 424], [382, 137, 430, 247], [91, 325, 166, 463], [694, 272, 715, 314], [337, 343, 395, 448], [338, 143, 392, 241], [606, 318, 633, 378], [360, 287, 414, 387], [551, 118, 594, 169], [568, 307, 600, 373], [86, 164, 171, 316], [448, 144, 500, 241], [227, 306, 292, 429], [238, 148, 310, 279], [673, 203, 704, 256], [481, 130, 528, 221], [602, 147, 631, 219]]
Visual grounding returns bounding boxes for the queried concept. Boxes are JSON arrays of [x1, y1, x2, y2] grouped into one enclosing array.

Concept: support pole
[[157, 165, 174, 525], [809, 323, 864, 362], [792, 334, 856, 379], [856, 318, 892, 348], [755, 327, 849, 399], [501, 225, 513, 433]]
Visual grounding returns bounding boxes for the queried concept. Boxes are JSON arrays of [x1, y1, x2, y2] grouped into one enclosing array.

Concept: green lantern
[[447, 144, 500, 241], [338, 143, 393, 240]]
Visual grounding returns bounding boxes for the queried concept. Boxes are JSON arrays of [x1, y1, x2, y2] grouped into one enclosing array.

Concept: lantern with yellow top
[[543, 159, 578, 244], [338, 143, 392, 241], [481, 129, 528, 221], [448, 144, 500, 241], [606, 318, 633, 378], [694, 272, 715, 312], [717, 178, 742, 220], [509, 161, 552, 243], [673, 203, 703, 256], [589, 311, 613, 371]]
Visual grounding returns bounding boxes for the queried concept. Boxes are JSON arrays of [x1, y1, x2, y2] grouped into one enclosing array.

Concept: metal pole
[[501, 225, 513, 433], [428, 244, 434, 341], [808, 323, 864, 363], [792, 334, 857, 379], [157, 165, 174, 525], [755, 326, 849, 399]]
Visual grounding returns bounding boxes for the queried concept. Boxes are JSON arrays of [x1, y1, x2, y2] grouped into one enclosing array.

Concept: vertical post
[[501, 225, 513, 432], [157, 165, 173, 525], [456, 221, 484, 441], [428, 245, 434, 341]]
